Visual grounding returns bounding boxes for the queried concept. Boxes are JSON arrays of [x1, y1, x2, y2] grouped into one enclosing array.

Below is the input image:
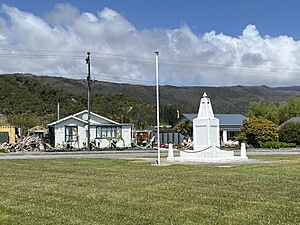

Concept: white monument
[[168, 93, 247, 162]]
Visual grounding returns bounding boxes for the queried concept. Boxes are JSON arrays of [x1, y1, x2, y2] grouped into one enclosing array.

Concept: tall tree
[[248, 100, 279, 124]]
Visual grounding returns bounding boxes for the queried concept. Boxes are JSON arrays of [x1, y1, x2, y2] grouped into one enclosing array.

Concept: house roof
[[73, 110, 120, 125], [48, 110, 124, 126], [28, 126, 47, 133], [183, 114, 247, 125], [47, 115, 87, 126], [278, 117, 300, 129]]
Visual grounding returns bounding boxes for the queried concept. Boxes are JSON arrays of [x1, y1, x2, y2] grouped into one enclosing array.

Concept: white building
[[48, 110, 133, 149]]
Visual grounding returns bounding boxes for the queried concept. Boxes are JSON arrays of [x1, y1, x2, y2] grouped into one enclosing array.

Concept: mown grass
[[0, 155, 299, 225]]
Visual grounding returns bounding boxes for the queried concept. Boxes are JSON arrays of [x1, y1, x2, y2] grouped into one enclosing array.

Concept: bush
[[0, 148, 8, 153], [279, 122, 300, 145], [260, 141, 296, 149], [239, 117, 279, 147]]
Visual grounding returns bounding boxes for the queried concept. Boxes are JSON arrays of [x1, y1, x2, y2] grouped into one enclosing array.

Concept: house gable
[[48, 115, 87, 127], [74, 110, 119, 125], [52, 117, 86, 127], [48, 110, 122, 128]]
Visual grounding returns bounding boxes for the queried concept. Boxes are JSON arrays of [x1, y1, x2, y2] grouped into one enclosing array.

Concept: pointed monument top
[[197, 92, 215, 118]]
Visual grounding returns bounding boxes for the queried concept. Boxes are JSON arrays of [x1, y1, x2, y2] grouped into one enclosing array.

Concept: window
[[96, 126, 121, 138], [227, 131, 239, 140], [65, 126, 78, 142]]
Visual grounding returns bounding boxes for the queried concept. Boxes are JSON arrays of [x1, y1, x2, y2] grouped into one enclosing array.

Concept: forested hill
[[1, 74, 300, 131], [32, 74, 300, 113]]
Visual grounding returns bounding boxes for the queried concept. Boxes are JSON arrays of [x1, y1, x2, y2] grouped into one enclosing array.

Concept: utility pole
[[155, 51, 160, 165], [86, 52, 91, 151], [57, 101, 60, 120]]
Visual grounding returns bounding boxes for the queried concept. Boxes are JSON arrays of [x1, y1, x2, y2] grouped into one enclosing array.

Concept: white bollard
[[240, 143, 248, 159], [167, 143, 174, 160]]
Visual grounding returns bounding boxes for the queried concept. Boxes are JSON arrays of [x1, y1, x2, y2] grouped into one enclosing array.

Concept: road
[[0, 149, 299, 160], [0, 150, 167, 160]]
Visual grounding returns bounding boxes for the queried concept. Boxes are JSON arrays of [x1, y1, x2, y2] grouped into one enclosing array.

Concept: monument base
[[167, 145, 248, 162]]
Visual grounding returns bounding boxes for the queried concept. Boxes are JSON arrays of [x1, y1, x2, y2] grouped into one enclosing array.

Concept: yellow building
[[0, 126, 16, 144]]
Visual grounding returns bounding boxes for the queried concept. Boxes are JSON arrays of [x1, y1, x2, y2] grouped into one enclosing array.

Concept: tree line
[[0, 75, 178, 132], [239, 97, 300, 147], [247, 97, 300, 125]]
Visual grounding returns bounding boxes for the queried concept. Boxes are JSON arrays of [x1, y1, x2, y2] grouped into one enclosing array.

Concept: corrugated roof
[[183, 114, 247, 125], [278, 117, 300, 129], [48, 110, 133, 127]]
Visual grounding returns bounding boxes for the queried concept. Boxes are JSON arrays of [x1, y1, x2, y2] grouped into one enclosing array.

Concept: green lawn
[[0, 155, 299, 225]]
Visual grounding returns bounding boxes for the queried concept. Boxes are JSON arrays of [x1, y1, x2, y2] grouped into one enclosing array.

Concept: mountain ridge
[[1, 73, 300, 130], [27, 74, 300, 114]]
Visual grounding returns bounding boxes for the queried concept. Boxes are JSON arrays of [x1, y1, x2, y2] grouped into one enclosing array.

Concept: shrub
[[279, 122, 300, 145], [260, 141, 296, 149], [0, 148, 8, 153], [239, 117, 279, 147]]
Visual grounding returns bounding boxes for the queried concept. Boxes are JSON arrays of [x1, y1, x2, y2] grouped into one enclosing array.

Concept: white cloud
[[0, 3, 300, 86]]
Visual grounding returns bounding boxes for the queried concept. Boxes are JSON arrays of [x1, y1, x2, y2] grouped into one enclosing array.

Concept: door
[[0, 132, 9, 143]]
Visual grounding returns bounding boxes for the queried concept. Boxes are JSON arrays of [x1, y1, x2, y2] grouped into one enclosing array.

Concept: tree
[[247, 100, 279, 124], [175, 119, 193, 137], [160, 105, 178, 126], [278, 98, 300, 124], [279, 122, 300, 144], [0, 114, 9, 126], [247, 98, 300, 125], [239, 117, 279, 147]]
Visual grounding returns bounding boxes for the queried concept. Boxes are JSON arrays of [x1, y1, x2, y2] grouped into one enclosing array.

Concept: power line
[[0, 49, 297, 71], [1, 49, 300, 81], [2, 69, 300, 87], [1, 48, 300, 73], [0, 49, 87, 54], [2, 54, 299, 77]]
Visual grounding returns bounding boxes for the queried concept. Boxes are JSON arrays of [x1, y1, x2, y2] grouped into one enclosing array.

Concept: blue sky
[[4, 0, 300, 39], [0, 1, 300, 86]]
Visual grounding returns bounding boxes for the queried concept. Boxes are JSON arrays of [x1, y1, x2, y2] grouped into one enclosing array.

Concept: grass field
[[0, 155, 299, 225]]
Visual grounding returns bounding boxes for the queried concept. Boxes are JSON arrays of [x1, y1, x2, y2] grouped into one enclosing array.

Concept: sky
[[0, 0, 300, 86]]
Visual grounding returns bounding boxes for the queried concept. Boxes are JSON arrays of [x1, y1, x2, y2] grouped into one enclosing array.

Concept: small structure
[[168, 93, 247, 162], [28, 126, 48, 139], [48, 110, 133, 149], [0, 126, 18, 144], [135, 128, 186, 147], [135, 130, 152, 146], [152, 128, 186, 147]]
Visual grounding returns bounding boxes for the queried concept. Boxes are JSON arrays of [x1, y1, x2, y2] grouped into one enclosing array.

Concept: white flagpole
[[155, 51, 160, 165]]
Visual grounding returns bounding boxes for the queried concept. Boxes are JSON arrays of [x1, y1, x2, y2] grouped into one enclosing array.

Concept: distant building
[[0, 126, 19, 144], [182, 114, 247, 144], [28, 126, 48, 139], [48, 110, 133, 149], [152, 128, 186, 146], [135, 128, 185, 147], [278, 117, 300, 130]]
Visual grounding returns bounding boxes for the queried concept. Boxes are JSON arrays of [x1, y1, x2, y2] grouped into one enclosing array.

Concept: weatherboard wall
[[52, 115, 132, 149], [54, 118, 86, 148]]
